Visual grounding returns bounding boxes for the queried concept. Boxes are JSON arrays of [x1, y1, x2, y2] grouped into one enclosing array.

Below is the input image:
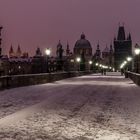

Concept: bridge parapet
[[0, 71, 92, 90], [126, 71, 140, 86]]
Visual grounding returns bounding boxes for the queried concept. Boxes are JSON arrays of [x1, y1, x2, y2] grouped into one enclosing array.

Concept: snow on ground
[[0, 72, 140, 139]]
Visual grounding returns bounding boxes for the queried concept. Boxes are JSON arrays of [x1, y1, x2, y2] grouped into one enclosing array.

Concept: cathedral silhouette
[[0, 25, 133, 75]]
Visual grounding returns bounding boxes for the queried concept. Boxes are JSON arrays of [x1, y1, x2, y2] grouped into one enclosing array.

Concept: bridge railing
[[0, 71, 93, 90], [125, 71, 140, 86]]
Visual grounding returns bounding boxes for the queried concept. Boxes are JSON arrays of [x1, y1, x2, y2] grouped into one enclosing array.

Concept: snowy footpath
[[0, 72, 140, 140]]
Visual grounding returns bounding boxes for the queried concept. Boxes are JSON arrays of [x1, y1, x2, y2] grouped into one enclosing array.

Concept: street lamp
[[135, 48, 140, 55], [76, 57, 81, 63], [126, 57, 132, 71], [124, 61, 127, 64], [89, 61, 93, 71], [99, 64, 102, 67], [45, 48, 51, 73], [134, 47, 140, 73], [95, 63, 99, 66], [127, 57, 132, 62], [76, 57, 81, 71], [45, 48, 51, 56], [89, 61, 92, 65]]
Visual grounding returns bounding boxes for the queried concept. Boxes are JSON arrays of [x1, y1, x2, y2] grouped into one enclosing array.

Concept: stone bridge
[[0, 72, 140, 139]]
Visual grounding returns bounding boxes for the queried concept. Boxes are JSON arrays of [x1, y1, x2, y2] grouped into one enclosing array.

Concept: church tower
[[0, 26, 3, 57], [109, 43, 114, 67], [16, 45, 22, 57], [56, 40, 63, 58], [114, 25, 132, 70], [9, 45, 15, 58], [95, 43, 101, 61], [66, 42, 70, 56]]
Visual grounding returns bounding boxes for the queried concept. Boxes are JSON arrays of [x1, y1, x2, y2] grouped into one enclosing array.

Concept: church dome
[[74, 33, 92, 49]]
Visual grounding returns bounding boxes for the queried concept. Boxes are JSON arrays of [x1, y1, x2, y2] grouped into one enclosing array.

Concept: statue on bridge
[[56, 40, 64, 59], [56, 41, 64, 71]]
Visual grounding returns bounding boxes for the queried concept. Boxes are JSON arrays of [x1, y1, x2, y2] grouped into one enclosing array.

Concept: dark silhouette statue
[[56, 41, 64, 71], [56, 40, 64, 59], [58, 46, 64, 59], [35, 47, 42, 56]]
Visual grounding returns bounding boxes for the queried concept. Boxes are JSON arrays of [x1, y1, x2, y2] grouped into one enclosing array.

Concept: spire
[[16, 44, 22, 57], [9, 44, 15, 58], [66, 41, 70, 56], [114, 36, 116, 41], [103, 44, 110, 53], [110, 42, 113, 53], [9, 45, 14, 53], [117, 25, 126, 40], [95, 42, 101, 59], [0, 26, 2, 36], [57, 40, 62, 48], [17, 44, 21, 52], [127, 33, 131, 40], [110, 43, 113, 50], [81, 33, 86, 39], [56, 40, 63, 57], [97, 41, 100, 50]]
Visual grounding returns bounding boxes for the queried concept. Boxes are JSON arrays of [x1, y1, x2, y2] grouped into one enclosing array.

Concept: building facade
[[114, 25, 132, 70], [74, 33, 92, 71], [0, 25, 135, 75]]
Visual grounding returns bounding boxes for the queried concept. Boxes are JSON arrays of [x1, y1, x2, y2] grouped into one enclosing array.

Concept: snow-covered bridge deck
[[0, 72, 140, 139]]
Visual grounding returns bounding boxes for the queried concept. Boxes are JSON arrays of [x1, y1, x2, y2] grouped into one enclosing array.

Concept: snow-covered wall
[[126, 71, 140, 86], [0, 71, 92, 89]]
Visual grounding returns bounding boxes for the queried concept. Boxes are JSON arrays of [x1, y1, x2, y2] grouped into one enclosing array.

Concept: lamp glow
[[45, 48, 51, 56], [76, 57, 81, 62], [89, 61, 93, 65], [124, 61, 127, 64], [96, 63, 99, 66], [135, 48, 140, 55], [127, 57, 132, 62]]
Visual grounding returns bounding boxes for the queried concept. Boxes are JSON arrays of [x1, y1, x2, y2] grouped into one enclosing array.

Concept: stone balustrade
[[0, 71, 92, 90], [125, 71, 140, 86]]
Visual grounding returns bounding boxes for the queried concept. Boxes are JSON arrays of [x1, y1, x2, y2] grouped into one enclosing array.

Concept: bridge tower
[[114, 25, 132, 70]]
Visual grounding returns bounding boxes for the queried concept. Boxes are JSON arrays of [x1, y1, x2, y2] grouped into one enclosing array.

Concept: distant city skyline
[[0, 0, 140, 56]]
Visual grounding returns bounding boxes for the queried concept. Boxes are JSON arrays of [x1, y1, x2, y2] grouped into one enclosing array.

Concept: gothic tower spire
[[16, 44, 22, 57], [117, 25, 126, 40], [9, 44, 14, 58], [95, 42, 101, 59], [66, 41, 70, 56], [127, 33, 132, 41], [114, 25, 132, 70], [110, 42, 113, 52]]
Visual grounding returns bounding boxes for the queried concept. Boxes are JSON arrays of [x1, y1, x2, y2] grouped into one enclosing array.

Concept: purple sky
[[0, 0, 140, 56]]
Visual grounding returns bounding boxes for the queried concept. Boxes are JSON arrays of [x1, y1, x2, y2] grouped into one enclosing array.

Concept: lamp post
[[126, 56, 132, 71], [45, 48, 51, 56], [76, 57, 81, 71], [45, 48, 51, 73], [89, 60, 93, 71], [95, 63, 99, 73], [127, 57, 132, 62], [134, 48, 140, 73]]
